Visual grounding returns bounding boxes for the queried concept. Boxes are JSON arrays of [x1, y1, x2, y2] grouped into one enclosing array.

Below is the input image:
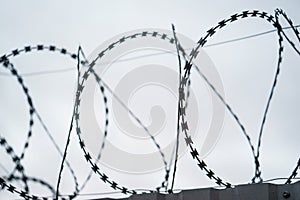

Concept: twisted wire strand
[[169, 24, 183, 192], [0, 8, 299, 199], [254, 11, 284, 183], [285, 158, 300, 184], [55, 46, 83, 199], [73, 31, 187, 194], [180, 9, 299, 187], [0, 45, 81, 199], [255, 9, 300, 182], [74, 48, 111, 195]]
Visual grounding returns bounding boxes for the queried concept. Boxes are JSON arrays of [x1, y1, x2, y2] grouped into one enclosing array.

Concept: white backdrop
[[0, 0, 299, 199]]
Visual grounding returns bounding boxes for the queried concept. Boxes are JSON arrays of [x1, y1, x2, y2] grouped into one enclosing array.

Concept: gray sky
[[0, 0, 299, 199]]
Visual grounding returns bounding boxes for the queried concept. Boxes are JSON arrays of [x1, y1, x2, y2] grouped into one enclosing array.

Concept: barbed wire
[[0, 8, 299, 200], [180, 9, 299, 187], [0, 24, 299, 78], [0, 45, 82, 199], [1, 43, 169, 198]]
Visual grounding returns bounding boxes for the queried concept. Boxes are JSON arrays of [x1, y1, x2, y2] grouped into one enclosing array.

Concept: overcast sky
[[0, 1, 299, 199]]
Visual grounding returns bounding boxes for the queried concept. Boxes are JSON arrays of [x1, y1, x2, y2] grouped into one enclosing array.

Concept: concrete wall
[[95, 181, 300, 200]]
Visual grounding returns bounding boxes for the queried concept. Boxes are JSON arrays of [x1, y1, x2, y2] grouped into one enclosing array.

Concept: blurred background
[[0, 0, 299, 199]]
